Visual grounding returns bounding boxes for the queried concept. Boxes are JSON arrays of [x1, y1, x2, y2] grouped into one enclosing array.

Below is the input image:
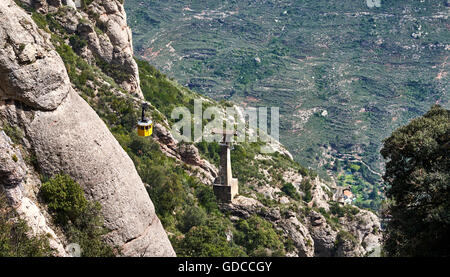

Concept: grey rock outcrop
[[79, 0, 143, 98], [0, 0, 174, 257], [337, 209, 381, 256], [310, 178, 331, 211], [306, 207, 381, 257], [307, 210, 338, 256], [0, 5, 70, 110], [178, 142, 218, 182], [153, 122, 218, 185], [19, 0, 143, 98], [220, 190, 381, 257], [0, 130, 67, 256], [23, 0, 61, 13], [26, 90, 174, 256], [0, 131, 27, 190], [222, 196, 315, 256], [278, 213, 315, 257]]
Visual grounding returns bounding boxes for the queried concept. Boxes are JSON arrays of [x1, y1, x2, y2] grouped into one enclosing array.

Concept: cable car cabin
[[137, 103, 153, 137], [137, 120, 153, 137]]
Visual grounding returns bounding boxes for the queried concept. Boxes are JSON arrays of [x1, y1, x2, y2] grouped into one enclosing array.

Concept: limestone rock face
[[222, 196, 316, 256], [19, 0, 143, 98], [307, 210, 338, 256], [0, 131, 27, 190], [0, 130, 67, 256], [0, 2, 70, 110], [310, 178, 331, 211], [338, 209, 382, 256], [178, 142, 218, 181], [80, 0, 143, 97], [307, 207, 382, 257], [220, 192, 381, 257], [153, 123, 218, 184], [178, 143, 204, 166], [15, 197, 68, 256], [278, 214, 315, 257], [0, 0, 175, 257]]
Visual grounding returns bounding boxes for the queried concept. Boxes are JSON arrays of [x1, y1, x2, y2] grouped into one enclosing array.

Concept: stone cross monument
[[212, 129, 239, 203]]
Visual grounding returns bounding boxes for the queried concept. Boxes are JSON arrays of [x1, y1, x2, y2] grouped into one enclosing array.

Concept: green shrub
[[80, 0, 95, 10], [281, 183, 300, 200], [318, 207, 330, 219], [2, 123, 23, 144], [335, 230, 357, 248], [174, 217, 246, 257], [145, 167, 185, 217], [13, 0, 33, 12], [178, 206, 207, 233], [31, 12, 48, 31], [196, 141, 220, 166], [344, 205, 360, 216], [330, 202, 345, 217], [234, 215, 285, 257], [40, 174, 88, 225], [64, 201, 114, 257], [298, 166, 309, 176], [123, 134, 188, 219], [350, 163, 361, 172], [69, 35, 87, 53], [330, 202, 360, 219], [195, 185, 218, 213], [95, 57, 132, 84], [300, 179, 312, 202], [137, 58, 198, 120], [40, 174, 114, 257]]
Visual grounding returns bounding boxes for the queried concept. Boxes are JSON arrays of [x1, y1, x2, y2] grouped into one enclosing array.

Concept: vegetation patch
[[40, 174, 114, 257], [281, 183, 300, 200], [2, 123, 23, 145], [0, 195, 53, 257], [234, 215, 287, 257]]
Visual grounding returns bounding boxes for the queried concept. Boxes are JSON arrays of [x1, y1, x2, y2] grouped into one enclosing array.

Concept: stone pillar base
[[213, 179, 238, 203]]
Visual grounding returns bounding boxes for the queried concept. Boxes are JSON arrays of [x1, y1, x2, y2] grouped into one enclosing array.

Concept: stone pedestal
[[213, 178, 238, 203]]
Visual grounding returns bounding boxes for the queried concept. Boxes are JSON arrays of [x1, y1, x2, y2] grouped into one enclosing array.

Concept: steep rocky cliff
[[0, 0, 382, 257], [20, 0, 142, 97], [0, 0, 174, 256]]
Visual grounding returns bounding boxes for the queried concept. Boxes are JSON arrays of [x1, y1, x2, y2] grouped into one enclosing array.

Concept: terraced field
[[125, 0, 450, 198]]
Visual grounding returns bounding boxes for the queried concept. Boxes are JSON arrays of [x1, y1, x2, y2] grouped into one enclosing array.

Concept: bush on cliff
[[40, 174, 114, 257], [0, 195, 53, 257]]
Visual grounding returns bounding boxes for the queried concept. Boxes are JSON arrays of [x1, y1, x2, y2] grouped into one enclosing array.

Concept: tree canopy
[[381, 105, 450, 257]]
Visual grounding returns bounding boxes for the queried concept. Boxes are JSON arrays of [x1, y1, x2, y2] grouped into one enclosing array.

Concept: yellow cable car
[[137, 103, 153, 137]]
